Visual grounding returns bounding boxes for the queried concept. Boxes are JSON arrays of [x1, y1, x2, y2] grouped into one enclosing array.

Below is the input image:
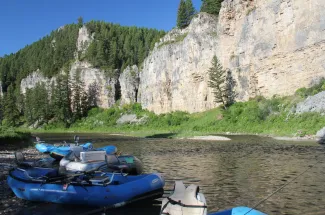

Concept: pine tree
[[33, 83, 50, 124], [0, 94, 3, 123], [208, 55, 236, 109], [71, 70, 82, 121], [185, 0, 196, 25], [177, 0, 188, 29], [78, 16, 84, 27], [200, 0, 223, 16], [24, 88, 35, 125], [53, 73, 72, 127], [3, 85, 20, 126]]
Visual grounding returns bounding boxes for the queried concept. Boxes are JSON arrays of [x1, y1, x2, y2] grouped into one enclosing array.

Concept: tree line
[[0, 69, 96, 128], [177, 0, 224, 29], [83, 21, 165, 72]]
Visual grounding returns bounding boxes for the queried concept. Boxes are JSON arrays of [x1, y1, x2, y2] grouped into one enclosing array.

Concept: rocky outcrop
[[217, 0, 325, 100], [139, 0, 325, 114], [119, 65, 139, 105], [116, 114, 148, 125], [76, 26, 93, 58], [69, 61, 119, 108], [139, 13, 219, 114], [0, 81, 3, 96], [20, 70, 54, 94], [20, 61, 119, 109], [295, 91, 325, 114]]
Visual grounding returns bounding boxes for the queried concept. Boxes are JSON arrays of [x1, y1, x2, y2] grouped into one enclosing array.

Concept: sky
[[0, 0, 202, 57]]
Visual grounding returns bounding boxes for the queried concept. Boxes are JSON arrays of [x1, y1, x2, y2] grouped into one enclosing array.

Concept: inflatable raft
[[50, 144, 117, 160], [161, 181, 267, 215], [35, 142, 56, 153], [7, 167, 165, 207], [60, 150, 143, 175]]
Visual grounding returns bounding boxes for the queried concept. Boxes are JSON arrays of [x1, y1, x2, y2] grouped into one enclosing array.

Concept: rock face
[[119, 65, 139, 105], [295, 91, 325, 114], [139, 0, 325, 114], [20, 62, 119, 109], [217, 0, 325, 100], [69, 61, 119, 108], [139, 13, 219, 114], [20, 70, 55, 94], [76, 26, 93, 58], [0, 81, 3, 96], [20, 26, 119, 109]]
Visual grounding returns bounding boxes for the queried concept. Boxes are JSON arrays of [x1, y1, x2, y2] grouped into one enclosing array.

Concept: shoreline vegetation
[[21, 96, 324, 142], [7, 81, 325, 144], [0, 127, 32, 146]]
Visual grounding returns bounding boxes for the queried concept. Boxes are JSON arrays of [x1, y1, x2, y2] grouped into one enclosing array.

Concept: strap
[[159, 201, 170, 215], [167, 197, 207, 208]]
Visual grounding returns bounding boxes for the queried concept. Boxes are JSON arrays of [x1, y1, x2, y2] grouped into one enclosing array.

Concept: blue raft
[[35, 142, 56, 153], [7, 167, 165, 207], [209, 207, 267, 215], [50, 144, 117, 160], [35, 142, 93, 154]]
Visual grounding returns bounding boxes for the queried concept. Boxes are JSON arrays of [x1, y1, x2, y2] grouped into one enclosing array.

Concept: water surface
[[16, 134, 325, 214]]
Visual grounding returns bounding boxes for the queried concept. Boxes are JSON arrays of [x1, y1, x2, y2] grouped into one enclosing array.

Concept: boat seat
[[70, 146, 84, 158], [14, 151, 34, 168], [106, 154, 119, 164]]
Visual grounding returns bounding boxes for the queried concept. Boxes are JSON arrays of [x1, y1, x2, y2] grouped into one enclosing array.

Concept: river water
[[14, 134, 325, 214]]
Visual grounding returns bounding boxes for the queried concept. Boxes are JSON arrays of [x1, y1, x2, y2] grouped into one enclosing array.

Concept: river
[[9, 133, 325, 214]]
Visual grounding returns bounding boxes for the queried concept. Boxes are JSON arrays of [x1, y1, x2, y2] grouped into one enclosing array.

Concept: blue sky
[[0, 0, 202, 57]]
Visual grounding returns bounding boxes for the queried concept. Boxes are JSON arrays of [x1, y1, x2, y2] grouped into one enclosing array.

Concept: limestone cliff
[[20, 26, 119, 109], [138, 0, 325, 113], [138, 13, 219, 114], [217, 0, 325, 100], [119, 65, 139, 105]]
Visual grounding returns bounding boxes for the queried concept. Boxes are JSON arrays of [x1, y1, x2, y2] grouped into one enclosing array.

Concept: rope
[[243, 158, 321, 215]]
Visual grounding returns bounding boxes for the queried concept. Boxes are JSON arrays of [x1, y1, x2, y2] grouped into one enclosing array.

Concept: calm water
[[15, 134, 325, 214]]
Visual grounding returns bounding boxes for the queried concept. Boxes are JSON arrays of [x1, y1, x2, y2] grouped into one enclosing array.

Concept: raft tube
[[7, 167, 164, 207]]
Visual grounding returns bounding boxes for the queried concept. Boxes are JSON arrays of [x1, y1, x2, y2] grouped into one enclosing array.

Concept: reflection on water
[[19, 134, 325, 214]]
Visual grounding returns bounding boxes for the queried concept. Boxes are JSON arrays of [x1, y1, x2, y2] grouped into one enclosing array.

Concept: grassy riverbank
[[26, 93, 325, 139], [0, 126, 32, 145]]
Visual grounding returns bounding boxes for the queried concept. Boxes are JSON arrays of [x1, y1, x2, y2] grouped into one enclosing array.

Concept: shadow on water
[[145, 133, 177, 139], [16, 200, 161, 215]]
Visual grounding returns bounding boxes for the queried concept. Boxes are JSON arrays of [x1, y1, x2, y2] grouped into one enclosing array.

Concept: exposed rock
[[70, 61, 119, 108], [316, 127, 325, 138], [139, 13, 218, 114], [140, 0, 325, 114], [20, 70, 55, 94], [119, 65, 139, 105], [0, 81, 3, 96], [76, 25, 93, 58], [20, 62, 119, 109], [218, 0, 325, 101], [295, 91, 325, 114], [116, 114, 148, 125]]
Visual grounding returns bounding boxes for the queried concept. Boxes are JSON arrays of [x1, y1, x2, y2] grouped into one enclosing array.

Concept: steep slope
[[218, 0, 325, 100], [139, 0, 325, 113], [139, 13, 219, 114]]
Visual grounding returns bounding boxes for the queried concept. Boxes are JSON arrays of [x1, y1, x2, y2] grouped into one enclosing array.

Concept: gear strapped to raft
[[160, 181, 207, 215]]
